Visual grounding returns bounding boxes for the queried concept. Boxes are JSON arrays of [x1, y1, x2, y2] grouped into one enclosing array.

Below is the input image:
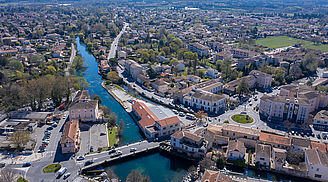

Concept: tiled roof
[[223, 124, 259, 137], [291, 137, 310, 148], [201, 170, 232, 182], [306, 148, 328, 166], [171, 130, 203, 143], [227, 140, 246, 155], [132, 102, 158, 129], [259, 132, 291, 146], [156, 116, 180, 127], [61, 119, 79, 144], [256, 144, 271, 158], [310, 141, 327, 153]]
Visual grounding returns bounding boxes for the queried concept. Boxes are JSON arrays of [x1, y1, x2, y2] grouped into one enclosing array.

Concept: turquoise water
[[75, 37, 308, 182]]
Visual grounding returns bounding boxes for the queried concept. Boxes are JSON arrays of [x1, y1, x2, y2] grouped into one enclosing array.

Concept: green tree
[[236, 78, 250, 96], [93, 95, 102, 105], [8, 60, 23, 72], [72, 55, 84, 71], [10, 130, 30, 148], [107, 71, 122, 84], [301, 53, 318, 76]]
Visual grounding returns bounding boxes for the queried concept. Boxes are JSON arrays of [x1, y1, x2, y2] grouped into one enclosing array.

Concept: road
[[107, 22, 128, 61], [65, 43, 76, 77]]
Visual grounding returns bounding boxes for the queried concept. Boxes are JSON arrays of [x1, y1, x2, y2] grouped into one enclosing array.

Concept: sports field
[[256, 36, 328, 52]]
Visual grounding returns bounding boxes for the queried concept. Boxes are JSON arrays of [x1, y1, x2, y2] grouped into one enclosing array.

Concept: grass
[[256, 36, 328, 52], [42, 163, 61, 173], [108, 127, 118, 147], [231, 114, 254, 124], [17, 177, 28, 182]]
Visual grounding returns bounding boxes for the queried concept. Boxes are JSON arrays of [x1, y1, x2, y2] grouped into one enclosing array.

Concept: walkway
[[65, 43, 76, 76]]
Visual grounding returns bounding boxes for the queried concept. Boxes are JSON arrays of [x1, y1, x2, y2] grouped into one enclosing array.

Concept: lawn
[[42, 163, 61, 173], [108, 127, 118, 147], [231, 114, 254, 124], [256, 36, 328, 52]]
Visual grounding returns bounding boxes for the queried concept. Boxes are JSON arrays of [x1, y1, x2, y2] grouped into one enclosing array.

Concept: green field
[[256, 36, 328, 52], [108, 127, 117, 147]]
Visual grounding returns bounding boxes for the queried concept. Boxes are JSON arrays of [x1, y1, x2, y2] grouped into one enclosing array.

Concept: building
[[305, 148, 328, 181], [132, 102, 182, 139], [201, 170, 232, 182], [8, 111, 52, 124], [69, 90, 99, 122], [259, 95, 310, 124], [227, 140, 246, 160], [206, 68, 220, 79], [172, 61, 185, 72], [231, 48, 258, 58], [255, 144, 271, 168], [183, 91, 226, 113], [171, 130, 207, 159], [118, 51, 126, 60], [222, 124, 259, 140], [188, 43, 210, 57], [120, 59, 144, 80], [259, 132, 291, 149], [272, 147, 287, 171], [313, 110, 328, 131], [249, 70, 272, 89], [151, 80, 169, 94], [291, 137, 311, 151], [60, 119, 80, 154]]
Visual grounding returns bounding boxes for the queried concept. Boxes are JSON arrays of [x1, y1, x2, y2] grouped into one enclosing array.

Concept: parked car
[[179, 112, 185, 117], [90, 146, 94, 152], [111, 151, 122, 158], [0, 162, 5, 168], [77, 156, 85, 161], [22, 162, 31, 167], [52, 123, 57, 127], [84, 160, 94, 166], [130, 148, 137, 152], [63, 173, 71, 179], [47, 126, 53, 131], [108, 149, 116, 154]]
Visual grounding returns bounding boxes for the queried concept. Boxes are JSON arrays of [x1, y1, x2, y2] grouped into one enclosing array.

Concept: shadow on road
[[53, 141, 73, 163]]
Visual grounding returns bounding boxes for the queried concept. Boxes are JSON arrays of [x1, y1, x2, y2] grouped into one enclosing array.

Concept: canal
[[75, 37, 309, 182]]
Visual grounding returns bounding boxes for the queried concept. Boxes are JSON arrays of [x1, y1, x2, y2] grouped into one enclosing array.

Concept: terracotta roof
[[132, 102, 158, 129], [306, 148, 328, 166], [156, 116, 180, 127], [311, 141, 327, 153], [259, 132, 291, 146], [201, 170, 232, 182], [171, 130, 203, 143], [291, 137, 311, 148], [223, 124, 259, 137], [69, 100, 98, 110], [61, 120, 79, 144], [227, 140, 246, 155]]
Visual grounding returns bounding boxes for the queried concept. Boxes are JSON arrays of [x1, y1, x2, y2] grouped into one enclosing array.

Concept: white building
[[305, 148, 328, 181], [227, 140, 246, 160], [69, 91, 99, 122], [183, 91, 226, 113], [255, 144, 271, 168], [206, 68, 220, 79]]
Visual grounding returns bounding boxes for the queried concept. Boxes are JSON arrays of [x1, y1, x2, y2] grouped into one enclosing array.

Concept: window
[[317, 168, 319, 172], [163, 127, 166, 130]]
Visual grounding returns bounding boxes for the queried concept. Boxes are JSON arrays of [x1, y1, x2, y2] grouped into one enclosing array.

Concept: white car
[[130, 148, 137, 152]]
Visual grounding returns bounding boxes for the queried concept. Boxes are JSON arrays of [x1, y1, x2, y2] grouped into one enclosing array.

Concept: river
[[75, 37, 309, 182]]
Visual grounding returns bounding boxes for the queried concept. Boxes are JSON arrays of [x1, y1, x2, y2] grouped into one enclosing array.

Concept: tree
[[126, 170, 150, 182], [8, 60, 23, 72], [199, 157, 216, 172], [236, 78, 250, 96], [195, 110, 207, 124], [72, 55, 84, 71], [301, 53, 318, 76], [0, 169, 18, 182], [93, 95, 102, 105], [107, 71, 122, 84], [118, 119, 125, 137], [286, 149, 304, 165], [10, 130, 30, 148], [105, 168, 118, 180]]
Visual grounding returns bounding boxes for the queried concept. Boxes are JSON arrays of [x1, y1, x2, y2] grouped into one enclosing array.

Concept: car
[[84, 160, 94, 166], [63, 173, 71, 179], [130, 148, 137, 152], [108, 149, 116, 154], [22, 162, 31, 167], [241, 111, 247, 114], [42, 141, 49, 145], [179, 112, 185, 117], [0, 162, 5, 168], [90, 146, 94, 152], [203, 123, 208, 127], [38, 148, 45, 153], [100, 132, 106, 136], [52, 123, 57, 127], [317, 134, 321, 139], [47, 126, 53, 130], [111, 151, 122, 158], [77, 156, 85, 161], [172, 110, 178, 114]]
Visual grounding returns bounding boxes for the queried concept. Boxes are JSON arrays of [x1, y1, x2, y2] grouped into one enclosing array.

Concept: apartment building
[[69, 90, 99, 122], [305, 148, 328, 182], [313, 110, 328, 131], [188, 43, 210, 57], [183, 91, 226, 113], [60, 119, 80, 154]]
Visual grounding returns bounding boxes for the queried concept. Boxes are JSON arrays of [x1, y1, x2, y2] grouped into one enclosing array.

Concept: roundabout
[[231, 114, 254, 124]]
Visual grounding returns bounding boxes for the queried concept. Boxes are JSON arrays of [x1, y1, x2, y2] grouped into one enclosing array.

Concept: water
[[75, 37, 306, 182]]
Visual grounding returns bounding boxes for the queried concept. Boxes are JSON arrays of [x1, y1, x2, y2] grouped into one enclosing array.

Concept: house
[[305, 148, 328, 181], [206, 68, 220, 79], [117, 51, 126, 60], [151, 80, 169, 94], [121, 59, 143, 80], [222, 124, 259, 140], [8, 111, 52, 124], [259, 132, 291, 149], [201, 170, 232, 182], [187, 75, 201, 83], [132, 102, 182, 139], [313, 110, 328, 131], [171, 130, 207, 159], [311, 141, 327, 153], [60, 119, 80, 154], [255, 144, 271, 168], [158, 56, 169, 63], [272, 148, 287, 171], [172, 61, 185, 72], [188, 43, 210, 57], [227, 140, 246, 160], [69, 90, 99, 122], [291, 137, 311, 151], [213, 51, 232, 63]]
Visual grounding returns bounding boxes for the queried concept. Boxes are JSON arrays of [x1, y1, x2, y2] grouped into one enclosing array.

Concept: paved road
[[65, 43, 76, 77], [107, 23, 128, 61]]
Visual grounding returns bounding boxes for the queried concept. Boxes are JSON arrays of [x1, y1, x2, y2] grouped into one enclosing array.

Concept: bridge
[[81, 140, 160, 174]]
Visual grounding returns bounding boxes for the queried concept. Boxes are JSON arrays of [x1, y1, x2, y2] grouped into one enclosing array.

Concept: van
[[57, 167, 67, 177]]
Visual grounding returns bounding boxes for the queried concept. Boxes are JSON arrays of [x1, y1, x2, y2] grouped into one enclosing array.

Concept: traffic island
[[231, 114, 254, 124], [42, 163, 61, 173]]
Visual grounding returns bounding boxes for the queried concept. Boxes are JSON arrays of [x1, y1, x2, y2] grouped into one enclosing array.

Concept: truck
[[56, 167, 67, 178]]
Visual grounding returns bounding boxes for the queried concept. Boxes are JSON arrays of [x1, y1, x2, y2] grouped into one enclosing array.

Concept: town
[[1, 1, 328, 182]]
